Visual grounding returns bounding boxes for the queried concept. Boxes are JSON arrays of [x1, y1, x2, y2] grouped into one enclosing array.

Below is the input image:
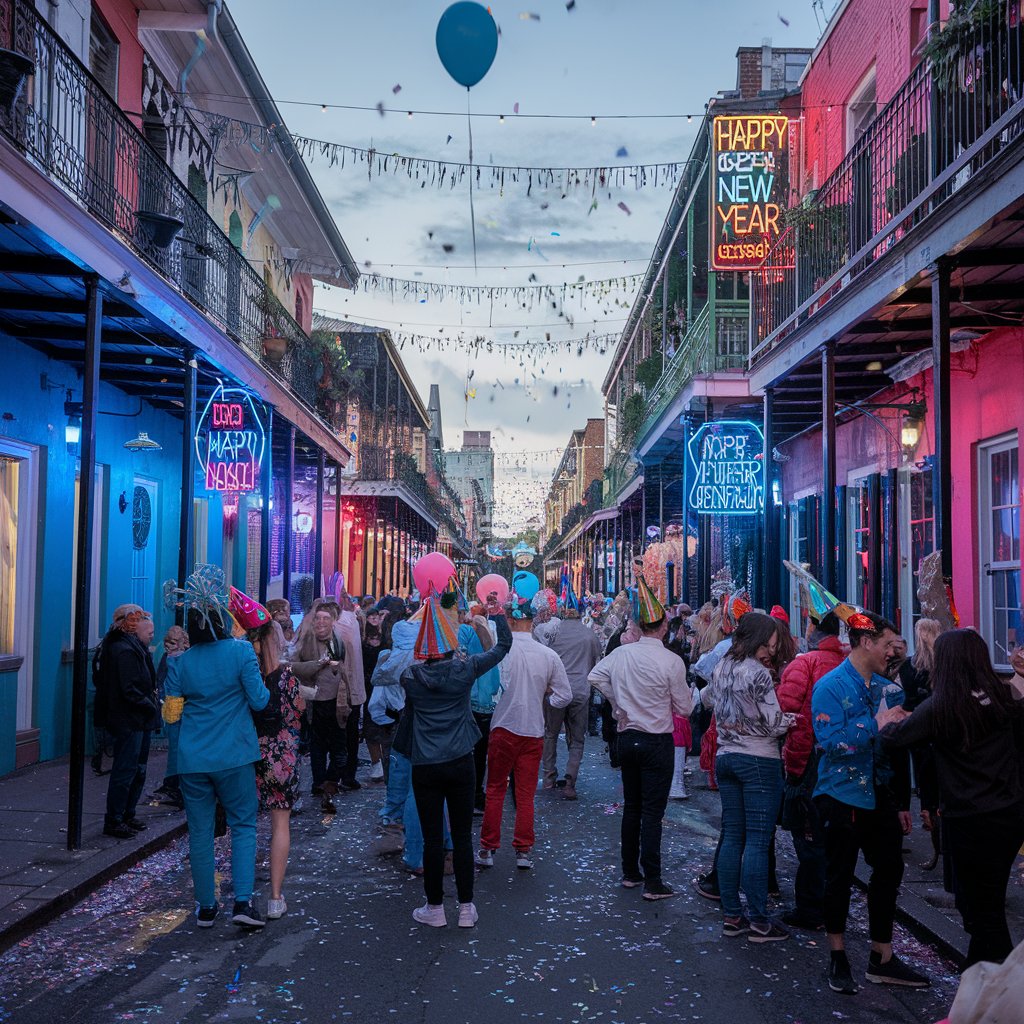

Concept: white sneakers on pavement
[[369, 760, 385, 782], [475, 848, 494, 867], [412, 902, 447, 927], [457, 902, 478, 928], [267, 897, 287, 919], [515, 850, 534, 870]]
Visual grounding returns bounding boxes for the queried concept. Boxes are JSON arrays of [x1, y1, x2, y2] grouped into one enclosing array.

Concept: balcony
[[0, 0, 320, 414], [751, 2, 1024, 362], [639, 299, 748, 438]]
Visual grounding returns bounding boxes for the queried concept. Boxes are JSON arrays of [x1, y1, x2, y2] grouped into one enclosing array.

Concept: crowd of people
[[88, 558, 1024, 1001]]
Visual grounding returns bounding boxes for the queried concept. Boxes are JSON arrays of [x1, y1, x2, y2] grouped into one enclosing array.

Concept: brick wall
[[799, 0, 941, 192]]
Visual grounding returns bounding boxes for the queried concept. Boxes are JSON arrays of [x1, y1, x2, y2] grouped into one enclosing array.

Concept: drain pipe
[[138, 1, 222, 96], [179, 1, 222, 96]]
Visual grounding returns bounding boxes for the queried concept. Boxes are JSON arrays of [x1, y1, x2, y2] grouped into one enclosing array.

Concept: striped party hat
[[413, 589, 459, 660], [635, 572, 665, 627]]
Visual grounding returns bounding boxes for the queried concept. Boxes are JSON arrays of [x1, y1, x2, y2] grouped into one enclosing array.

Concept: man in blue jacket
[[812, 610, 928, 995]]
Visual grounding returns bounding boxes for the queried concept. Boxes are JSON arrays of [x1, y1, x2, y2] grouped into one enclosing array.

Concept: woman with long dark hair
[[163, 566, 270, 929], [706, 611, 795, 943], [881, 628, 1024, 965]]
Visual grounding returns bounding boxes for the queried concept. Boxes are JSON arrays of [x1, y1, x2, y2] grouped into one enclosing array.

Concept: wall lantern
[[124, 431, 162, 452], [64, 396, 82, 451], [900, 404, 926, 457]]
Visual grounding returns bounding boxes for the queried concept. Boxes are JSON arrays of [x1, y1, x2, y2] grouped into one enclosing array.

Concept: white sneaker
[[369, 761, 385, 782], [458, 902, 479, 928], [475, 848, 494, 868], [412, 902, 447, 927], [516, 850, 534, 870], [267, 897, 287, 919]]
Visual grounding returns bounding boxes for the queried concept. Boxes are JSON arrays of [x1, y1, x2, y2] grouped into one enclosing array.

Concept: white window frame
[[978, 431, 1021, 670], [897, 464, 936, 647], [846, 66, 878, 151], [0, 439, 39, 732], [846, 463, 879, 607]]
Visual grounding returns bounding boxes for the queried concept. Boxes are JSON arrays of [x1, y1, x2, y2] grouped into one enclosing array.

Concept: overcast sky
[[231, 0, 829, 531]]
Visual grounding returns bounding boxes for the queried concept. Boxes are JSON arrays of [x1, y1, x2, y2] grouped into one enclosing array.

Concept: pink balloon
[[413, 551, 456, 596], [475, 573, 509, 606]]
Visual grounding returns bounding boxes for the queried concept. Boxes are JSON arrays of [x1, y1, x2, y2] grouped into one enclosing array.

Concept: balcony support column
[[932, 259, 953, 579], [681, 414, 690, 607], [258, 410, 273, 605], [176, 353, 197, 624], [334, 461, 343, 581], [314, 447, 325, 600], [283, 424, 295, 609], [68, 274, 102, 853], [821, 344, 837, 593], [762, 387, 780, 610]]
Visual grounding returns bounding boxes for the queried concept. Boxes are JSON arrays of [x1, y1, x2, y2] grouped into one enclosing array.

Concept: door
[[979, 435, 1021, 671], [0, 441, 39, 732], [897, 464, 935, 646], [131, 479, 158, 611]]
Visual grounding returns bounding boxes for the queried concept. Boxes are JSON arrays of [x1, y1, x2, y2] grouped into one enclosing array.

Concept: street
[[1, 751, 960, 1024]]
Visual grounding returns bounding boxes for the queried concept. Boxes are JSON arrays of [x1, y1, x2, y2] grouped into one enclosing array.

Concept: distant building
[[445, 431, 495, 547], [544, 419, 606, 543]]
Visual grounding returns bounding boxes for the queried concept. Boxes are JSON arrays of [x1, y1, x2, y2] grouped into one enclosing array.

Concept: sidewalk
[[0, 748, 186, 952]]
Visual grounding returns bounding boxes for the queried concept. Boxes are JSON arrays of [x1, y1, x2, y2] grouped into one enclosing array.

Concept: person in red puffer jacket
[[776, 612, 846, 931]]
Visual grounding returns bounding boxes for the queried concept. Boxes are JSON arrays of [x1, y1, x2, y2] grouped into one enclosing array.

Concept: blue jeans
[[179, 764, 258, 908], [380, 751, 449, 870], [105, 729, 151, 828], [716, 752, 783, 924]]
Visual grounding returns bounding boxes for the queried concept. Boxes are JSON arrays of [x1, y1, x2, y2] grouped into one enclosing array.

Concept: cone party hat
[[413, 587, 459, 660], [635, 571, 665, 627], [228, 586, 271, 631]]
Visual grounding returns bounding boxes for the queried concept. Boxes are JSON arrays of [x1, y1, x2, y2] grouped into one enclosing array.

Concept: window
[[906, 467, 934, 623], [295, 290, 305, 329], [910, 7, 929, 67], [847, 472, 880, 611], [979, 436, 1020, 669], [228, 210, 243, 250], [846, 67, 877, 150], [0, 456, 19, 655], [88, 11, 119, 101], [788, 497, 814, 631]]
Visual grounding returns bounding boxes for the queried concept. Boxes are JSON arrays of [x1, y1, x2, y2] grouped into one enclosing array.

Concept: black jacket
[[102, 631, 160, 733], [881, 693, 1024, 817]]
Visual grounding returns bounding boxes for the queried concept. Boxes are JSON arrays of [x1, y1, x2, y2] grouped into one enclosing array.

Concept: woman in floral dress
[[231, 587, 304, 923]]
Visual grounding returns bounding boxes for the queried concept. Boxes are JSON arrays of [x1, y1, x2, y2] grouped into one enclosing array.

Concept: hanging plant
[[921, 0, 1002, 90], [635, 353, 664, 392]]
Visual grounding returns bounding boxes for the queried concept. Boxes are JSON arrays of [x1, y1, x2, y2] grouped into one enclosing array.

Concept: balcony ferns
[[635, 353, 664, 392]]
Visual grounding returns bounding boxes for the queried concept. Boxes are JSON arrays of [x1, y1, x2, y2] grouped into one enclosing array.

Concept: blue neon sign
[[686, 420, 765, 516]]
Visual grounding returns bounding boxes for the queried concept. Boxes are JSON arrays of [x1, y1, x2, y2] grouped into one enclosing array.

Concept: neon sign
[[711, 115, 790, 271], [195, 384, 267, 493], [687, 420, 765, 515]]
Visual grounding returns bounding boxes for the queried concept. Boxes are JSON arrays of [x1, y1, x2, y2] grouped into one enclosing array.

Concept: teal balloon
[[435, 2, 498, 89], [512, 571, 539, 601]]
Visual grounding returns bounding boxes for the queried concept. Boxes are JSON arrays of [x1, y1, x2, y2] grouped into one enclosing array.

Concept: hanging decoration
[[359, 272, 642, 308], [340, 326, 621, 356], [187, 108, 691, 193]]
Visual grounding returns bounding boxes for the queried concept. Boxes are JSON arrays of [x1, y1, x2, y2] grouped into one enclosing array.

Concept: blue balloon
[[512, 570, 539, 601], [436, 2, 498, 89]]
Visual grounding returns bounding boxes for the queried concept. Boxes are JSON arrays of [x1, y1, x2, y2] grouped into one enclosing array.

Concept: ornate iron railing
[[602, 448, 639, 507], [0, 0, 324, 416], [751, 0, 1024, 361], [640, 299, 748, 437]]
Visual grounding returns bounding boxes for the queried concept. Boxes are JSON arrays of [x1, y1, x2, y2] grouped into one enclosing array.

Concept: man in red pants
[[477, 606, 572, 870]]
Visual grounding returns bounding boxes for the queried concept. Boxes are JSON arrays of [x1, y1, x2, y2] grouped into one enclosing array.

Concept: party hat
[[447, 574, 470, 613], [229, 586, 271, 631], [722, 592, 752, 634], [635, 571, 665, 627], [413, 589, 459, 660]]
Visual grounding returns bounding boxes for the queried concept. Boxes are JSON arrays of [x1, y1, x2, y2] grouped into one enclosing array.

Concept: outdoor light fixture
[[124, 431, 162, 452], [590, 116, 596, 126], [900, 404, 926, 456], [64, 395, 82, 450], [865, 360, 883, 372]]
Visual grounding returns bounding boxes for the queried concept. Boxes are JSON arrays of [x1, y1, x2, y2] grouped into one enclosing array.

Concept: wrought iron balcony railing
[[640, 298, 748, 437], [0, 0, 322, 416], [751, 0, 1024, 361]]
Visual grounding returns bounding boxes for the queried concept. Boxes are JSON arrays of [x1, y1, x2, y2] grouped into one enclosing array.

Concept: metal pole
[[334, 461, 343, 582], [680, 415, 690, 605], [68, 275, 102, 852], [258, 410, 273, 605], [282, 424, 295, 609], [176, 354, 197, 625], [821, 344, 837, 592], [932, 260, 953, 579], [313, 448, 325, 599], [661, 265, 669, 372]]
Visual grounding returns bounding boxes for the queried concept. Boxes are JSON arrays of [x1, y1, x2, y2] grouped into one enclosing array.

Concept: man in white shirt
[[477, 610, 573, 870], [588, 577, 691, 900]]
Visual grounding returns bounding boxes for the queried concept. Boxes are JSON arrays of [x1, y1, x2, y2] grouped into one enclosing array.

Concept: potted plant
[[0, 46, 33, 115]]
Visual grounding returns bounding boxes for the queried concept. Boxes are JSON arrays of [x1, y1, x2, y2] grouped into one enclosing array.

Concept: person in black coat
[[101, 604, 160, 839], [881, 628, 1024, 966]]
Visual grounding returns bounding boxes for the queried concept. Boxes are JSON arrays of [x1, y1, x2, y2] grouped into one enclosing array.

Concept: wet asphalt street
[[0, 748, 960, 1024]]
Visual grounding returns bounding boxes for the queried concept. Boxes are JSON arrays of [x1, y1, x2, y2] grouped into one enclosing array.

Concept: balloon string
[[467, 88, 478, 272]]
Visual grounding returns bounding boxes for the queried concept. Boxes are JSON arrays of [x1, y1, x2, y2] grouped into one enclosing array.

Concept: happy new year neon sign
[[687, 420, 765, 515], [194, 384, 267, 493]]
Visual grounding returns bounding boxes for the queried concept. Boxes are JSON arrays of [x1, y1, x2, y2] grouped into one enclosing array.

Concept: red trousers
[[480, 728, 543, 852]]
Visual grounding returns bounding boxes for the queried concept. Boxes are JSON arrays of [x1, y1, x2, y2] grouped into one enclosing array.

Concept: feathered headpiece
[[163, 564, 231, 630]]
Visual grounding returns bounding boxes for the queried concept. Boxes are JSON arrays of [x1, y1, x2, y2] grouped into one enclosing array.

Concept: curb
[[853, 868, 967, 969], [0, 821, 188, 955]]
